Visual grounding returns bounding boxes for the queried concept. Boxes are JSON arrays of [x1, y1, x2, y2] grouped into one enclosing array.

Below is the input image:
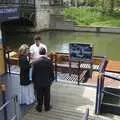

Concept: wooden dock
[[105, 60, 120, 73], [24, 82, 119, 120]]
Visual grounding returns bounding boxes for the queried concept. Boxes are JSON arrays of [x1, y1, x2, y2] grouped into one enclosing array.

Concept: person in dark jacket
[[19, 44, 35, 105], [32, 47, 54, 112]]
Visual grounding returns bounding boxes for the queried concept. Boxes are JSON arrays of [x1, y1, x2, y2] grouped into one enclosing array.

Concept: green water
[[5, 31, 120, 60]]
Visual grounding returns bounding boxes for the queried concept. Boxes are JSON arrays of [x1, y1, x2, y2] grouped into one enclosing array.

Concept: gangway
[[95, 73, 120, 115], [0, 82, 19, 120]]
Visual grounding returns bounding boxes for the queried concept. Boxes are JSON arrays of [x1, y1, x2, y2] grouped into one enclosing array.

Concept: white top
[[30, 43, 47, 62]]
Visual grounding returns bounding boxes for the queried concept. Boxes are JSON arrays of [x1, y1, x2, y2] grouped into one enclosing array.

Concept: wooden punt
[[5, 51, 108, 83], [5, 51, 107, 70], [5, 51, 19, 65], [5, 50, 120, 74]]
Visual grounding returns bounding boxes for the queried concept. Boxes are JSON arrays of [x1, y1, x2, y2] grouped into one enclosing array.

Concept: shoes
[[45, 105, 52, 111], [35, 105, 42, 112]]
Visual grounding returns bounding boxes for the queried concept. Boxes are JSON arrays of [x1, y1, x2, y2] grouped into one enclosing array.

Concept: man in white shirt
[[29, 35, 47, 81], [30, 35, 47, 62]]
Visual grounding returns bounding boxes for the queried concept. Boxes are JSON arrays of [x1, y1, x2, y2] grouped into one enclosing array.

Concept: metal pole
[[55, 53, 57, 82], [77, 61, 80, 85], [2, 91, 7, 120], [14, 96, 19, 120], [7, 51, 11, 74], [95, 76, 100, 114], [69, 55, 71, 76]]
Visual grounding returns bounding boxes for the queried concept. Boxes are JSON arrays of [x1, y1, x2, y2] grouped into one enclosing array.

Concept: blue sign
[[69, 43, 93, 61], [0, 6, 20, 22]]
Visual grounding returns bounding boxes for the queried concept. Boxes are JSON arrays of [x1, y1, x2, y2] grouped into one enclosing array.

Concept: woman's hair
[[33, 34, 42, 41], [18, 44, 29, 56]]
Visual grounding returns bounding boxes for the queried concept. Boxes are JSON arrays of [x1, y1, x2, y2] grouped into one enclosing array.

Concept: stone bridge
[[0, 0, 65, 31]]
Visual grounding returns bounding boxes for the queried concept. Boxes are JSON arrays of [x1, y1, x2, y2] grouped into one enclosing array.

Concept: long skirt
[[19, 83, 35, 105]]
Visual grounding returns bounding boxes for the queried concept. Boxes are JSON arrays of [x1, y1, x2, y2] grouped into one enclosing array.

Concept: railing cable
[[103, 90, 120, 98]]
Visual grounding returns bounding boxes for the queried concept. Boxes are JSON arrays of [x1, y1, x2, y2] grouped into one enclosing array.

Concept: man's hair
[[39, 47, 46, 55], [34, 35, 41, 41]]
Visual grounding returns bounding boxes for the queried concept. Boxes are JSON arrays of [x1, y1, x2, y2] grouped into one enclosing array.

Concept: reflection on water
[[5, 31, 120, 60]]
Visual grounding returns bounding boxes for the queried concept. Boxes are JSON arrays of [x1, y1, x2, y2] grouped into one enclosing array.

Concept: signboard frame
[[69, 43, 93, 62], [69, 43, 93, 81], [0, 5, 20, 22]]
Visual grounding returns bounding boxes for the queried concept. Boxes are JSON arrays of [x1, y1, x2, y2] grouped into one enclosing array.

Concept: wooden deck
[[24, 82, 119, 120], [87, 72, 120, 88], [105, 60, 120, 73]]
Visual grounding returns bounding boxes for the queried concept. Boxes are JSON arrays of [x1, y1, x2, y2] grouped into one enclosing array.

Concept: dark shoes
[[35, 105, 42, 112], [45, 105, 52, 112], [35, 105, 52, 112]]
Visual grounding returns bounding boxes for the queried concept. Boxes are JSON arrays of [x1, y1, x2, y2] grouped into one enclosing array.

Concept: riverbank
[[6, 24, 120, 34]]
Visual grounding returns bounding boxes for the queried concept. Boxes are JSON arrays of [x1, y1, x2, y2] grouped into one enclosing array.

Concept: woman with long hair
[[19, 44, 35, 105]]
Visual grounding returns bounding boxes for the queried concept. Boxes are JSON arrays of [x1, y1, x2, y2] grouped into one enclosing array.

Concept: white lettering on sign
[[0, 8, 18, 14], [5, 8, 18, 13]]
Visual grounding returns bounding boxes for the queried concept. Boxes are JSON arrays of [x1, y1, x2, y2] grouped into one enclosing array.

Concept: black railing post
[[69, 55, 71, 76], [95, 73, 104, 115], [55, 53, 57, 82], [99, 73, 103, 114], [95, 75, 100, 114], [2, 91, 7, 120], [7, 51, 11, 74], [14, 95, 19, 120], [77, 61, 80, 85], [101, 74, 104, 92]]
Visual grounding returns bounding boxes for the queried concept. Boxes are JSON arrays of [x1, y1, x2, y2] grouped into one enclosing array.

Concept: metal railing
[[95, 73, 104, 115], [95, 56, 108, 114], [95, 72, 120, 115], [0, 95, 19, 120]]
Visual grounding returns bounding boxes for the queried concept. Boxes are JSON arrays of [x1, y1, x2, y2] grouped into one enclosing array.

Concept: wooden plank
[[24, 82, 115, 120], [105, 60, 120, 73], [24, 83, 95, 120], [0, 48, 5, 75], [24, 83, 89, 119]]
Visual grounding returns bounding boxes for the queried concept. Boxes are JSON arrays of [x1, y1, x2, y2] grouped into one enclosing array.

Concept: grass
[[63, 7, 120, 27]]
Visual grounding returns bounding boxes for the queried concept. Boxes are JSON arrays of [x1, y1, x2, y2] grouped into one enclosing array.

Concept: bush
[[63, 7, 120, 27]]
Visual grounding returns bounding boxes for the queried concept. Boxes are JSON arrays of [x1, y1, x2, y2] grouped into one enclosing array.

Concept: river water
[[5, 31, 120, 60]]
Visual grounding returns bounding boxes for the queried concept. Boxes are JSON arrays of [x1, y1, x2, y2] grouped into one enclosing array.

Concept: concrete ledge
[[100, 27, 120, 33], [74, 26, 96, 32], [74, 26, 120, 33], [9, 24, 120, 34], [53, 26, 120, 34]]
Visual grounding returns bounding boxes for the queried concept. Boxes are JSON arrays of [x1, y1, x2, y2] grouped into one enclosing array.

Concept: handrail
[[95, 70, 120, 115], [104, 74, 120, 81], [103, 90, 120, 98], [95, 73, 104, 115], [98, 57, 108, 73], [0, 96, 16, 111], [0, 95, 19, 120]]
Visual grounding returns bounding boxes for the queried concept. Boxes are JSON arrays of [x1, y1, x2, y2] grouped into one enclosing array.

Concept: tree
[[95, 0, 115, 15]]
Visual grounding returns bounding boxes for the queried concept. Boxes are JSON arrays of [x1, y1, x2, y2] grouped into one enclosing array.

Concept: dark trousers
[[36, 86, 50, 110]]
